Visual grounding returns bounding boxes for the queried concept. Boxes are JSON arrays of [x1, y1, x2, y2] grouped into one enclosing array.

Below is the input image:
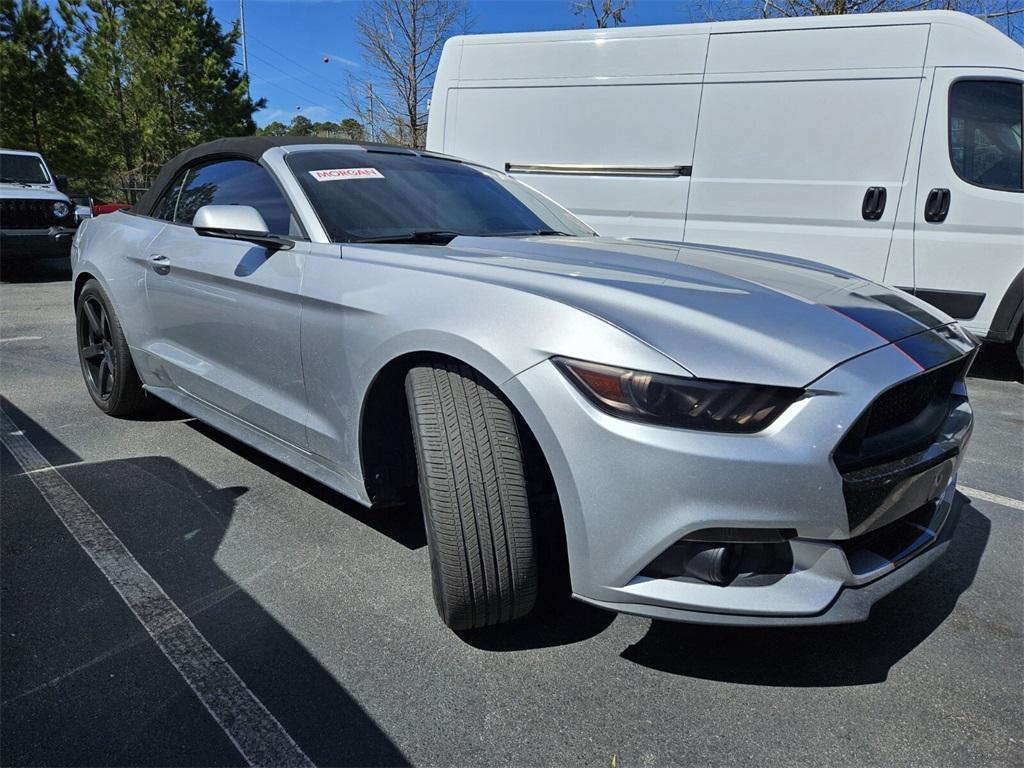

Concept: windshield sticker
[[309, 168, 384, 181]]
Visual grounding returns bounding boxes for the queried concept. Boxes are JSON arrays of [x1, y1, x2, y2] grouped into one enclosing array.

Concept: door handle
[[861, 186, 887, 220], [924, 188, 951, 223], [149, 254, 170, 275]]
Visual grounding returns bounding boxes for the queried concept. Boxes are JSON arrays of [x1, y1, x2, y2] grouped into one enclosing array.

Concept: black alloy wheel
[[75, 279, 147, 416], [78, 295, 116, 401]]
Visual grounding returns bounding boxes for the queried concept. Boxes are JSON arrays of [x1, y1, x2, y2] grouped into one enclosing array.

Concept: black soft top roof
[[135, 136, 424, 217]]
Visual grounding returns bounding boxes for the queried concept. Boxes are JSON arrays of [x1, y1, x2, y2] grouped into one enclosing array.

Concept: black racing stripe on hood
[[857, 287, 949, 328], [825, 285, 946, 343], [826, 302, 928, 343], [895, 324, 978, 371]]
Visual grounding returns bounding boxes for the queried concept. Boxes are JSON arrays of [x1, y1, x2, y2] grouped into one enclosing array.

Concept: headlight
[[52, 201, 70, 219], [554, 357, 803, 433]]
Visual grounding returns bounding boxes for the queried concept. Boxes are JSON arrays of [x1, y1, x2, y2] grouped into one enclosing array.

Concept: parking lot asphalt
[[2, 259, 1022, 768]]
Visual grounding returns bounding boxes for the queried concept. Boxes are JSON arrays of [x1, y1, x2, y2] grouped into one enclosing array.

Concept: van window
[[949, 80, 1023, 192]]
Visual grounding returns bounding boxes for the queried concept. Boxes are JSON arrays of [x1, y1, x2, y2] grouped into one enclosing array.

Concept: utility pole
[[239, 0, 250, 101]]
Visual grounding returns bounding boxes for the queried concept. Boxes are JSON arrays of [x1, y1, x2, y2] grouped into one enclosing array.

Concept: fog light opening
[[641, 531, 795, 587], [681, 543, 739, 585]]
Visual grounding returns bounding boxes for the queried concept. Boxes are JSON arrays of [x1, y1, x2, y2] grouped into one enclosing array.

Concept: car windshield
[[286, 149, 596, 243], [0, 153, 50, 185]]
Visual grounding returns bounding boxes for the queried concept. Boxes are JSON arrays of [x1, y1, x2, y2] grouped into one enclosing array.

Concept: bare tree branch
[[570, 0, 633, 27], [345, 0, 469, 147], [744, 0, 1022, 41], [978, 5, 1024, 17]]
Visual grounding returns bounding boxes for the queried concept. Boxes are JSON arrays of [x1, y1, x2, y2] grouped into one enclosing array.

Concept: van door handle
[[861, 187, 887, 220], [149, 254, 170, 275], [924, 188, 951, 223]]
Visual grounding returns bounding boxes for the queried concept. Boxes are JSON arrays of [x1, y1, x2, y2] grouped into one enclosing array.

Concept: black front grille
[[861, 362, 957, 439], [839, 498, 948, 576], [841, 446, 957, 533], [0, 199, 65, 229], [835, 355, 970, 472]]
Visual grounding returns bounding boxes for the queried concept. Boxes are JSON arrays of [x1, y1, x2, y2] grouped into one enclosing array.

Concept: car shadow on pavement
[[968, 342, 1022, 383], [118, 395, 196, 422], [0, 258, 71, 283], [187, 419, 428, 550], [187, 418, 618, 650], [458, 589, 617, 652], [620, 494, 990, 687], [1, 398, 409, 767]]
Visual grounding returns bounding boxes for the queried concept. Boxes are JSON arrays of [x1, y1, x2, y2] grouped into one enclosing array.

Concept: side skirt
[[143, 384, 372, 507]]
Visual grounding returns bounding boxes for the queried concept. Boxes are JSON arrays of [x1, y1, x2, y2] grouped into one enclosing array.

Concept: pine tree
[[0, 0, 79, 168], [257, 120, 289, 137], [288, 115, 313, 136], [58, 0, 263, 186]]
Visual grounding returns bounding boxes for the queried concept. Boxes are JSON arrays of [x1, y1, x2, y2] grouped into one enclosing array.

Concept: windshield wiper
[[350, 229, 463, 245], [0, 178, 35, 187], [486, 229, 575, 237]]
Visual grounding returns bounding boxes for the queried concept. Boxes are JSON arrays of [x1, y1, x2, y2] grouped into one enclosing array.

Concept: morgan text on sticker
[[309, 168, 385, 181]]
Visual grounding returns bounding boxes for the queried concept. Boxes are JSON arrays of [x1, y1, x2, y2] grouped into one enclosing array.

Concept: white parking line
[[0, 411, 314, 768], [959, 485, 1024, 512]]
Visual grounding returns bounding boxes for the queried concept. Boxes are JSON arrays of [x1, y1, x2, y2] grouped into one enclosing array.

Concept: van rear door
[[911, 69, 1024, 340]]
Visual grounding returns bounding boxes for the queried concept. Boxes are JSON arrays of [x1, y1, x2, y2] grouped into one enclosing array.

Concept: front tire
[[405, 361, 538, 630], [75, 279, 147, 417]]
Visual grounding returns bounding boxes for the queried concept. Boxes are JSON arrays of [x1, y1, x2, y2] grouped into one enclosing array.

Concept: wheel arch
[[988, 267, 1023, 343], [358, 349, 571, 604], [73, 270, 97, 306], [358, 350, 560, 515]]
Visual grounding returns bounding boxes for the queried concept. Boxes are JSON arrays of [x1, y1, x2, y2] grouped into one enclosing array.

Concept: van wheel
[[405, 361, 538, 630], [75, 279, 148, 417]]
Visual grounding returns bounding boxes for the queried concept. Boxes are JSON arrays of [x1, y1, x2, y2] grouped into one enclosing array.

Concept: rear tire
[[405, 361, 538, 630], [75, 279, 148, 417]]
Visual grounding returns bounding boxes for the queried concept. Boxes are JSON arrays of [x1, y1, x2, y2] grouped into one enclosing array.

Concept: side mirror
[[54, 174, 69, 193], [193, 205, 294, 251]]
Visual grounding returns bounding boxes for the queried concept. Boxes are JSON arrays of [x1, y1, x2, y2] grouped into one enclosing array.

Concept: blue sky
[[207, 0, 701, 126]]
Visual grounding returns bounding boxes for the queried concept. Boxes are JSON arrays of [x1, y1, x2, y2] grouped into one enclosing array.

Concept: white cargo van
[[427, 11, 1024, 356]]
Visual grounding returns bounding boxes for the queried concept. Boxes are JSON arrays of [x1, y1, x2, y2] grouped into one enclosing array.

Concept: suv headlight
[[52, 201, 70, 219], [554, 357, 803, 433]]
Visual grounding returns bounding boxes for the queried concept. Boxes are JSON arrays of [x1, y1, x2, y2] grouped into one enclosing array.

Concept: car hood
[[351, 236, 954, 387], [0, 183, 68, 202]]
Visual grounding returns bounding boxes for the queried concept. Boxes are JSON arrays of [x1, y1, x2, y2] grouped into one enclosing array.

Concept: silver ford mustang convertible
[[71, 137, 978, 630]]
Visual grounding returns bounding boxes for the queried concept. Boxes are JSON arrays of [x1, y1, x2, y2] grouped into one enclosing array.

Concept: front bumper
[[575, 482, 963, 626], [503, 340, 974, 626], [0, 227, 76, 260]]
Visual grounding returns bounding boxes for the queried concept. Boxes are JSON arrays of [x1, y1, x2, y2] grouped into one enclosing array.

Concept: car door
[[140, 158, 310, 448], [913, 70, 1024, 339]]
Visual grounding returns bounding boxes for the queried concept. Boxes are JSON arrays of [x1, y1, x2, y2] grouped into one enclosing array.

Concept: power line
[[247, 50, 341, 102], [246, 49, 342, 105], [247, 71, 333, 117], [229, 12, 357, 123], [243, 30, 354, 108], [247, 30, 353, 83]]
